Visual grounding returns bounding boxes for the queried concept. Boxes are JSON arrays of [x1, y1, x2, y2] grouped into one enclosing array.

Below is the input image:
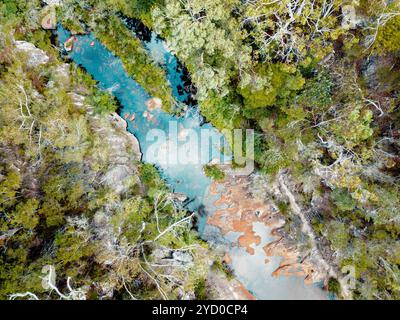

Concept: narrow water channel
[[57, 25, 330, 300]]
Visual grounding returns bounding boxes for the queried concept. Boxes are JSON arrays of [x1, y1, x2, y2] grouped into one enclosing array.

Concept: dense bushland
[[2, 0, 400, 300], [0, 4, 209, 299]]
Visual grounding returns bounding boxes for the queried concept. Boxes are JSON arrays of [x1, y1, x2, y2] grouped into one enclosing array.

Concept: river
[[57, 24, 330, 300]]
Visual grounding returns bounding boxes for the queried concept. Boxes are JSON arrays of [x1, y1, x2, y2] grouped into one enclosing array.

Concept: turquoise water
[[57, 25, 329, 300], [57, 26, 226, 216], [143, 33, 191, 105], [120, 16, 191, 105]]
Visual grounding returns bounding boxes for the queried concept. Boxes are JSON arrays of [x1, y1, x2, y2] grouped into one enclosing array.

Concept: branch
[[152, 213, 194, 242], [9, 292, 39, 300]]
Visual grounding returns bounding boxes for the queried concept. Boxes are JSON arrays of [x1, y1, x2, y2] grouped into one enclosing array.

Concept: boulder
[[152, 247, 173, 261], [53, 63, 70, 87], [102, 165, 131, 194], [172, 251, 193, 265], [342, 5, 363, 29], [41, 10, 56, 30], [209, 158, 221, 165], [68, 92, 85, 108], [126, 134, 142, 160], [110, 113, 128, 130], [172, 193, 188, 202], [14, 41, 49, 68], [86, 112, 143, 195], [107, 113, 142, 160], [43, 0, 62, 6]]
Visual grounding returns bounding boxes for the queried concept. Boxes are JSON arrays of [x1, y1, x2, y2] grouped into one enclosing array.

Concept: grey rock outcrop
[[14, 41, 49, 67], [92, 113, 142, 194], [172, 251, 193, 265], [43, 0, 62, 6]]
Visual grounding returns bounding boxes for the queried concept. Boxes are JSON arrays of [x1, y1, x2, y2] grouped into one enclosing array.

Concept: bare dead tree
[[9, 265, 86, 300], [242, 0, 337, 61], [9, 292, 39, 300]]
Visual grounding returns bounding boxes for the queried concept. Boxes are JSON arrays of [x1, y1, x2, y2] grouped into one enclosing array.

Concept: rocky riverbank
[[202, 168, 331, 298]]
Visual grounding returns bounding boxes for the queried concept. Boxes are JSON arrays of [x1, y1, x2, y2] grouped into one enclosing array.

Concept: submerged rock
[[64, 36, 76, 52], [146, 97, 162, 111]]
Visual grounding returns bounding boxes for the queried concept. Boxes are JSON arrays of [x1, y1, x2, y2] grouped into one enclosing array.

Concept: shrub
[[203, 165, 225, 181]]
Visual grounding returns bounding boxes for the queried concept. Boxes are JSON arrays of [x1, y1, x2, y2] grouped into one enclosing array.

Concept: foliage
[[239, 63, 305, 110], [2, 0, 400, 300], [211, 258, 235, 281], [59, 0, 174, 111], [375, 15, 400, 53], [0, 27, 210, 299], [86, 90, 118, 114], [203, 165, 225, 181], [145, 0, 400, 300], [193, 279, 207, 300], [328, 277, 341, 295]]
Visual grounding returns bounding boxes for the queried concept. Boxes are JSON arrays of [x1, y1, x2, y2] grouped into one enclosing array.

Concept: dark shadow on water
[[118, 13, 198, 107]]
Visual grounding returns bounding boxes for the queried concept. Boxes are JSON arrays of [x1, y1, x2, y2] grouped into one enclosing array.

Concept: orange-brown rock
[[41, 11, 56, 30], [146, 97, 162, 111], [206, 173, 326, 285]]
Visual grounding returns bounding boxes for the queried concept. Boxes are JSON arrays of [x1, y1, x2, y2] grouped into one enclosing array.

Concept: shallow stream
[[57, 24, 329, 300]]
